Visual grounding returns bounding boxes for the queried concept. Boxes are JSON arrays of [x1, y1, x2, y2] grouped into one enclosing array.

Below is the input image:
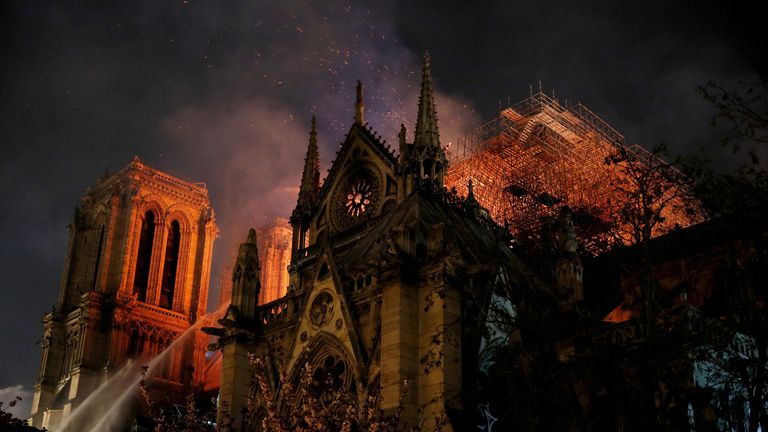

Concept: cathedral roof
[[338, 187, 551, 297]]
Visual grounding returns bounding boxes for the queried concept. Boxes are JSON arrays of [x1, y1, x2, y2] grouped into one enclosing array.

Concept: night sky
[[0, 0, 763, 417]]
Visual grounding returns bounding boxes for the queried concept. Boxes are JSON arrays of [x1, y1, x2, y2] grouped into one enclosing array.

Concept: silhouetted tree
[[677, 75, 768, 432], [0, 396, 43, 431], [605, 143, 701, 335]]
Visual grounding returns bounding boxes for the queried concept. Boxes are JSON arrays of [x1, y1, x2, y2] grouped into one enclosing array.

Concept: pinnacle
[[465, 178, 479, 207], [297, 116, 321, 208], [355, 80, 365, 125], [414, 50, 439, 148], [246, 228, 257, 244]]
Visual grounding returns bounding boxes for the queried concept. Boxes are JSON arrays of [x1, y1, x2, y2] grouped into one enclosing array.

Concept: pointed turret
[[414, 51, 440, 149], [209, 228, 261, 431], [355, 80, 365, 125], [230, 228, 261, 321], [297, 115, 320, 208], [291, 117, 321, 260]]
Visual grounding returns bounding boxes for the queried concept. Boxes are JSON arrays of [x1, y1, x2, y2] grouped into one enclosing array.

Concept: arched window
[[159, 220, 181, 310], [133, 211, 155, 301], [311, 355, 348, 398], [423, 159, 433, 179], [127, 328, 142, 358], [288, 336, 358, 429], [91, 224, 105, 291]]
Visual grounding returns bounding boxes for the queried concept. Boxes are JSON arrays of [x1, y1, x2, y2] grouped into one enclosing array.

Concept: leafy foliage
[[246, 354, 427, 432], [605, 143, 701, 248], [139, 366, 216, 432]]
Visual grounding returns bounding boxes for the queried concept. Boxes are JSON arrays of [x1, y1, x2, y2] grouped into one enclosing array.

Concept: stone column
[[380, 273, 419, 423], [418, 266, 461, 431], [218, 340, 253, 430]]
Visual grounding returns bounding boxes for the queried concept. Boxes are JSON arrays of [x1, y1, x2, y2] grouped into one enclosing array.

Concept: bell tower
[[30, 157, 218, 430]]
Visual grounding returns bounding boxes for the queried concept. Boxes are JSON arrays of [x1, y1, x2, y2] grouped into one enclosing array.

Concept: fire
[[445, 91, 704, 251]]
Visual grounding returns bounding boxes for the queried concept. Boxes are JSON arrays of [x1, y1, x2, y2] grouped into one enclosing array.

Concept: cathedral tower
[[30, 157, 217, 430]]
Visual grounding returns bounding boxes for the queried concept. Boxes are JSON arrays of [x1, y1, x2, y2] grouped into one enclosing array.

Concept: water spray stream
[[58, 305, 227, 432]]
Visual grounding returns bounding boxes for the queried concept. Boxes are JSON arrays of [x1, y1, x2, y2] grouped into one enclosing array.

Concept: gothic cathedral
[[31, 158, 217, 430], [207, 53, 555, 431], [30, 51, 768, 431]]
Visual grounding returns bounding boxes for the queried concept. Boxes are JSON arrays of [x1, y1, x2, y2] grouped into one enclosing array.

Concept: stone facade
[[30, 157, 217, 430], [206, 54, 547, 431], [206, 54, 767, 431]]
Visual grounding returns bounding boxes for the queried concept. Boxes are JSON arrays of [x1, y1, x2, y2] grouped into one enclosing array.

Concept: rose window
[[332, 167, 380, 231], [345, 178, 373, 217]]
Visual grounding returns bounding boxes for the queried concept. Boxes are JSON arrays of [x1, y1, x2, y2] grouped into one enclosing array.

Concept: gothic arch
[[287, 332, 360, 406], [423, 158, 433, 179], [132, 209, 158, 301], [89, 210, 108, 292], [90, 208, 108, 228], [164, 208, 193, 234], [159, 218, 184, 311], [138, 200, 165, 224]]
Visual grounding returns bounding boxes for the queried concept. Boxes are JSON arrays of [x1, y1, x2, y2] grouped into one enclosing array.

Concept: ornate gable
[[314, 123, 398, 237], [285, 249, 368, 383]]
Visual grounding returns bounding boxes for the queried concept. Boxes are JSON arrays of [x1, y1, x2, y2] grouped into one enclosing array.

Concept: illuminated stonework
[[216, 218, 292, 308], [445, 92, 704, 250], [30, 157, 217, 430], [256, 218, 292, 305], [212, 54, 464, 431]]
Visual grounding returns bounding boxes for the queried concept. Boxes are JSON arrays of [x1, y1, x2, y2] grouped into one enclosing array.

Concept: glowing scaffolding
[[445, 92, 700, 249]]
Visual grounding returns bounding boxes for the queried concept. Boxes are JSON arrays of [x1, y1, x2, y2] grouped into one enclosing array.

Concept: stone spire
[[230, 228, 261, 321], [291, 117, 320, 260], [397, 52, 448, 200], [297, 116, 320, 208], [414, 51, 440, 148], [355, 80, 365, 125]]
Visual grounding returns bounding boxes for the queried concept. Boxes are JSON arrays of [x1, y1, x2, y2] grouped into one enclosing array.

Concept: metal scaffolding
[[445, 92, 699, 249]]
